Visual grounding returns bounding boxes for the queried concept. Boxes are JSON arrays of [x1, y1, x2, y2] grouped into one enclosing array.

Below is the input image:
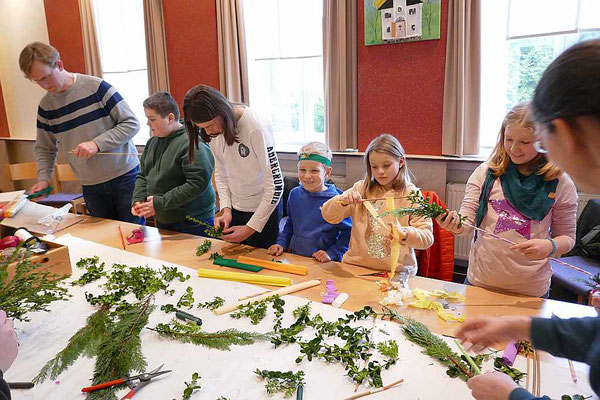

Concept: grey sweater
[[35, 74, 140, 186]]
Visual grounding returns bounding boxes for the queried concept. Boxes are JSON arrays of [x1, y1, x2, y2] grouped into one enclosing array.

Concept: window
[[244, 0, 325, 151], [93, 0, 149, 144], [479, 0, 600, 154]]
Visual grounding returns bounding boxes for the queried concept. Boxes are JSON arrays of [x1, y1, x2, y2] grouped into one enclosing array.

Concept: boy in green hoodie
[[132, 92, 215, 236]]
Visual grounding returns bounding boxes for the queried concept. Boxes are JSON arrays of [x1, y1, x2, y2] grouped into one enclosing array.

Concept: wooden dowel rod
[[213, 279, 321, 315], [344, 378, 404, 400]]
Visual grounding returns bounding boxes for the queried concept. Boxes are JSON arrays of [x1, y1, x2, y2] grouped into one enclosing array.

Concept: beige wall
[[0, 0, 49, 139]]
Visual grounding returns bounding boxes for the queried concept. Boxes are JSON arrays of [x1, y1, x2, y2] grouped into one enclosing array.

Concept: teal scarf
[[475, 161, 559, 226]]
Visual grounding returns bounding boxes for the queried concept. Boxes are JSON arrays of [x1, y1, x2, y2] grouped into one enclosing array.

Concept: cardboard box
[[4, 239, 72, 280]]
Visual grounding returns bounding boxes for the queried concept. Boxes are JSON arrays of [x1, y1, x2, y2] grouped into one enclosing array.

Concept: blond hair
[[298, 141, 332, 161], [488, 102, 562, 180], [19, 42, 60, 78], [361, 134, 411, 198]]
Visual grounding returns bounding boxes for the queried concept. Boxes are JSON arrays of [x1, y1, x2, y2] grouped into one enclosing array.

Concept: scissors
[[81, 364, 171, 399]]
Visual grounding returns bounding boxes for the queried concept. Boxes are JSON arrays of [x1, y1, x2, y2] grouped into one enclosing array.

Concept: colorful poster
[[364, 0, 441, 45]]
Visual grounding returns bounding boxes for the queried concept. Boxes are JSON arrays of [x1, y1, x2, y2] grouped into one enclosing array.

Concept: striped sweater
[[35, 73, 140, 186]]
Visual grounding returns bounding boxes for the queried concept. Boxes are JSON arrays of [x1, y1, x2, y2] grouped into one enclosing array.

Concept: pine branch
[[149, 319, 270, 351]]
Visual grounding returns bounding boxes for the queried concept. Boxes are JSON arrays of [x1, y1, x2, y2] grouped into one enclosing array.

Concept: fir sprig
[[380, 190, 467, 227], [197, 296, 225, 310], [195, 240, 212, 256], [72, 256, 106, 286], [186, 216, 224, 238], [254, 369, 305, 398], [0, 247, 70, 321], [149, 319, 269, 350], [377, 340, 399, 363], [399, 316, 472, 380]]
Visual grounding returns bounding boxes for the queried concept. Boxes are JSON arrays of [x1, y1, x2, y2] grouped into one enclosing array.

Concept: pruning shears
[[81, 364, 171, 399], [26, 186, 53, 199]]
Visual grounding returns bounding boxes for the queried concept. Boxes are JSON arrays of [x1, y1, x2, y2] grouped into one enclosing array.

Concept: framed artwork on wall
[[365, 0, 441, 45]]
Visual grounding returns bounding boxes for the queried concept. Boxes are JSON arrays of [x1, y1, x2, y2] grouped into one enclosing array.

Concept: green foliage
[[197, 296, 225, 311], [72, 256, 106, 286], [209, 252, 223, 261], [90, 298, 154, 399], [161, 303, 176, 313], [0, 247, 70, 321], [494, 357, 526, 383], [272, 295, 285, 331], [561, 395, 591, 400], [186, 216, 223, 238], [85, 263, 189, 307], [195, 240, 212, 256], [34, 307, 110, 383], [313, 97, 324, 133], [149, 319, 269, 351], [177, 287, 195, 309], [179, 372, 201, 399], [447, 353, 493, 379], [400, 316, 472, 381], [364, 0, 382, 45], [382, 190, 467, 228], [377, 340, 399, 363], [254, 369, 305, 398], [507, 37, 554, 107], [230, 296, 282, 325]]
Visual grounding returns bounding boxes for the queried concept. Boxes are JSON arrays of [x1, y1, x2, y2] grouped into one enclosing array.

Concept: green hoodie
[[132, 127, 215, 224]]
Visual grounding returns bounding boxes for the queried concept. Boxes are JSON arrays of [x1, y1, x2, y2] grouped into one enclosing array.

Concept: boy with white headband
[[268, 142, 351, 262]]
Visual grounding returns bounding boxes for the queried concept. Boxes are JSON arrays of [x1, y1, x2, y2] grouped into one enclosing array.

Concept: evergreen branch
[[380, 190, 467, 227], [186, 216, 223, 238], [149, 320, 269, 351], [0, 247, 70, 321], [254, 369, 305, 398], [34, 306, 110, 383], [195, 240, 212, 256]]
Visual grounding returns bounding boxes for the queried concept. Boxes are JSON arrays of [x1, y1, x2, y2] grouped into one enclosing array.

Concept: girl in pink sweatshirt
[[439, 103, 578, 297], [321, 134, 433, 275]]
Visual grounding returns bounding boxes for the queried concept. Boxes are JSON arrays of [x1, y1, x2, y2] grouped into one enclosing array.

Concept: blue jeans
[[463, 276, 550, 299], [82, 166, 142, 224], [157, 217, 215, 237]]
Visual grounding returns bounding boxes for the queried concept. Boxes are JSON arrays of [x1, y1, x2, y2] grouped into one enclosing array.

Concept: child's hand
[[136, 196, 156, 217], [214, 208, 232, 230], [388, 222, 408, 241], [436, 210, 464, 234], [591, 291, 600, 313], [467, 372, 519, 400], [131, 202, 142, 217], [221, 225, 255, 243], [339, 191, 362, 205], [312, 250, 331, 263], [509, 239, 553, 260], [268, 244, 284, 256]]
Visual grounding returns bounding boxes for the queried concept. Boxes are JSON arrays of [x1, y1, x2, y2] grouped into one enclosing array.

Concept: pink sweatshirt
[[321, 180, 434, 274], [459, 163, 578, 297]]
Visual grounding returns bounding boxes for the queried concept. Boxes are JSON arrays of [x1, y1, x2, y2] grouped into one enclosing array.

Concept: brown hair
[[183, 85, 238, 162], [19, 42, 60, 78], [488, 102, 562, 180], [143, 91, 180, 120], [361, 134, 411, 198]]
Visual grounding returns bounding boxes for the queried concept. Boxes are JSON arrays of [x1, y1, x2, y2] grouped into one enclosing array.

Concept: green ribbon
[[297, 153, 331, 166]]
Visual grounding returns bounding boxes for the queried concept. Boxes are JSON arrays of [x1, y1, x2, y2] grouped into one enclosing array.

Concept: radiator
[[445, 183, 474, 261], [445, 183, 598, 260]]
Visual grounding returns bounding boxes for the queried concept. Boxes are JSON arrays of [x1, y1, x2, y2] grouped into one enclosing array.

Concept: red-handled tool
[[81, 364, 170, 398]]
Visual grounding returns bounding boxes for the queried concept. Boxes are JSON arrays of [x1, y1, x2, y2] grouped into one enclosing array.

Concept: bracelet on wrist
[[547, 238, 557, 257]]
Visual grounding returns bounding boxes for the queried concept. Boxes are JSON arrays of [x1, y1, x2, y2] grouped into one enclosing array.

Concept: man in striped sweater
[[19, 42, 141, 223]]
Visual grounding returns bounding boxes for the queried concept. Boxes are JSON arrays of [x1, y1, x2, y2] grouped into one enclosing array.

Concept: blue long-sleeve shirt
[[276, 183, 351, 261], [509, 316, 600, 400]]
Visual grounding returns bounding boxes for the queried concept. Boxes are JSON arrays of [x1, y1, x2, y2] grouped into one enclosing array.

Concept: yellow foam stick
[[237, 256, 308, 276], [386, 197, 400, 280], [197, 268, 292, 287]]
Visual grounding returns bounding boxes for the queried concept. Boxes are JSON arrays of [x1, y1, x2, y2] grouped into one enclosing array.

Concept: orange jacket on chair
[[415, 190, 455, 281]]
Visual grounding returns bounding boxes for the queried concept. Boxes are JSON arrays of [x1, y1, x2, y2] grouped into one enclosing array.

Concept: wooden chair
[[49, 164, 86, 214], [6, 162, 38, 184]]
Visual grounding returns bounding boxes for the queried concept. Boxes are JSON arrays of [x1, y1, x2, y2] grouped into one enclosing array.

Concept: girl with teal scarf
[[437, 102, 578, 297]]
